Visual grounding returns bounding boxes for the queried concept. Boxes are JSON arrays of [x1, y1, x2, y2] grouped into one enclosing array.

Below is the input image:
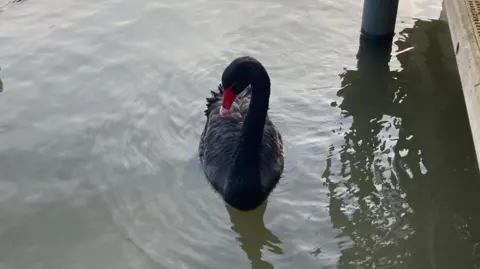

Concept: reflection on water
[[227, 203, 283, 269], [326, 18, 480, 269]]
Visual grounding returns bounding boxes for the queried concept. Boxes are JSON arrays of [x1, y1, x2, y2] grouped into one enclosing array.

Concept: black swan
[[198, 56, 284, 211]]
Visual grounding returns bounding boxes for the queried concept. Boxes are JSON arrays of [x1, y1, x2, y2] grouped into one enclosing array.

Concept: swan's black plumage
[[198, 56, 284, 211]]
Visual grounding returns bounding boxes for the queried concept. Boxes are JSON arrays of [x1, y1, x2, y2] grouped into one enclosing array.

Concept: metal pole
[[361, 0, 400, 40]]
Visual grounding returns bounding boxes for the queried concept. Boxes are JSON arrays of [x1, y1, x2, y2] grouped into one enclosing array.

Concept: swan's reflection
[[226, 202, 283, 269]]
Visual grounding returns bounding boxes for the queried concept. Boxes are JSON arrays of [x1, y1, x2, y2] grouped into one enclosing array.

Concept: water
[[0, 0, 479, 268]]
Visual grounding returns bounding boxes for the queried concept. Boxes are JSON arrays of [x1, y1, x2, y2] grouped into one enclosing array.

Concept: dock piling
[[361, 0, 400, 40]]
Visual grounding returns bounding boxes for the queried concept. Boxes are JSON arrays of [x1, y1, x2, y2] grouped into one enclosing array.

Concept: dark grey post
[[361, 0, 400, 40]]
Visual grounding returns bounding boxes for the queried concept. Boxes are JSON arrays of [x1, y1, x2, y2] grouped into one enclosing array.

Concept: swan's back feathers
[[199, 85, 284, 197], [204, 84, 224, 116]]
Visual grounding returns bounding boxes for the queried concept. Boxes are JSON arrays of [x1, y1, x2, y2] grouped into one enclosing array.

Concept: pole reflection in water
[[325, 18, 480, 269], [0, 70, 3, 94], [226, 202, 283, 269]]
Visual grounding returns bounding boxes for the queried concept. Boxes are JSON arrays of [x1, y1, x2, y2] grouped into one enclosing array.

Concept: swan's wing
[[199, 107, 242, 193], [259, 117, 285, 192]]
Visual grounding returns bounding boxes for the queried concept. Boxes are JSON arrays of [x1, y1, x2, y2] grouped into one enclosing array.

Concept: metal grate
[[466, 0, 480, 48]]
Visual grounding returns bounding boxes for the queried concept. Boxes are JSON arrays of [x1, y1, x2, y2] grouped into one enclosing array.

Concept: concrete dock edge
[[444, 0, 480, 167]]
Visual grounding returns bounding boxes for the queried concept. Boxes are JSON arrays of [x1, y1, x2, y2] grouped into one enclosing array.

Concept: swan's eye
[[221, 82, 234, 91], [232, 82, 248, 94]]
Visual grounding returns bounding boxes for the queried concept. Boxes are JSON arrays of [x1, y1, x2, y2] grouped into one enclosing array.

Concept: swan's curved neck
[[230, 78, 271, 181]]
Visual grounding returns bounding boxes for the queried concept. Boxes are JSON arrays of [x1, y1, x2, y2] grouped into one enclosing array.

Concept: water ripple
[[0, 0, 460, 269]]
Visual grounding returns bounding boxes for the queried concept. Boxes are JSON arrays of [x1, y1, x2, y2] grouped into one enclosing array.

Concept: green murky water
[[0, 0, 478, 268]]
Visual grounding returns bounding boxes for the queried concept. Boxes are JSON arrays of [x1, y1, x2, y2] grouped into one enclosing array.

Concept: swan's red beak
[[220, 86, 236, 116]]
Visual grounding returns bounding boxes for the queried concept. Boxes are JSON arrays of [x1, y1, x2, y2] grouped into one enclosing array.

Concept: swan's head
[[219, 56, 265, 116]]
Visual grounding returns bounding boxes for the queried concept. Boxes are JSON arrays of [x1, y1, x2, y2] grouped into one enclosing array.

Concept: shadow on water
[[226, 203, 283, 269], [325, 18, 480, 269]]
